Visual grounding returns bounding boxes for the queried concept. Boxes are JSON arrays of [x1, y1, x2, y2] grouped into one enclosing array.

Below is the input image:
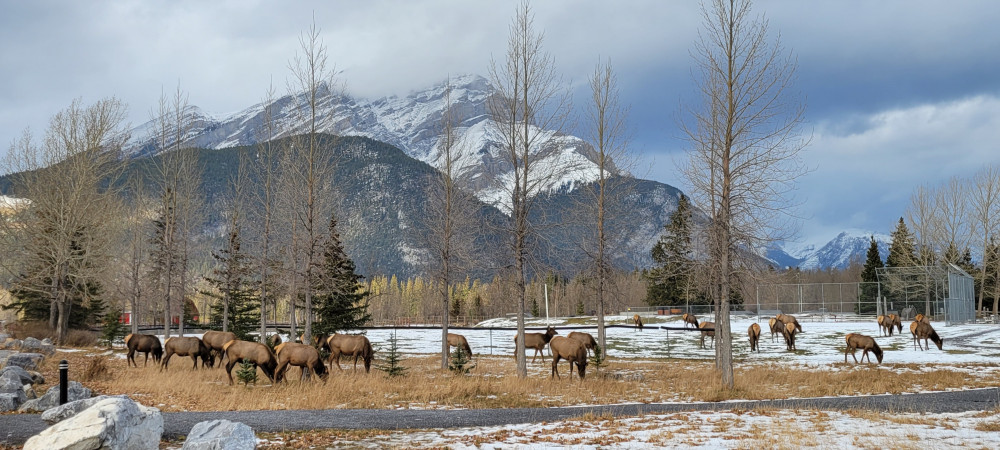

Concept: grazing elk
[[888, 314, 902, 335], [781, 322, 798, 351], [201, 330, 237, 367], [768, 318, 784, 343], [223, 339, 278, 385], [633, 314, 644, 331], [913, 321, 944, 351], [681, 313, 699, 329], [323, 333, 375, 372], [274, 342, 328, 383], [548, 336, 587, 380], [748, 323, 761, 352], [125, 333, 163, 368], [161, 337, 213, 371], [267, 333, 282, 348], [447, 333, 473, 358], [844, 333, 883, 364], [877, 315, 890, 336], [914, 313, 929, 324], [514, 326, 558, 363], [567, 331, 597, 356], [776, 314, 802, 333], [699, 321, 715, 349]]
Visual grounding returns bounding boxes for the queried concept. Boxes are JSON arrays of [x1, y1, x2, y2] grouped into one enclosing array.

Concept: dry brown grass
[[41, 349, 1000, 413], [5, 321, 97, 347]]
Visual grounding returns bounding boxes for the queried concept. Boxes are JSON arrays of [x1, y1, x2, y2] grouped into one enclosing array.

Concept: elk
[[323, 333, 375, 373], [633, 314, 644, 331], [699, 321, 715, 349], [447, 333, 473, 358], [201, 330, 236, 367], [781, 322, 798, 351], [681, 313, 699, 328], [748, 323, 761, 352], [125, 333, 163, 368], [223, 339, 277, 385], [844, 333, 883, 364], [567, 331, 597, 356], [513, 326, 558, 363], [274, 342, 328, 383], [768, 318, 783, 343], [161, 337, 212, 371], [914, 321, 943, 351], [776, 314, 802, 333], [548, 336, 587, 380]]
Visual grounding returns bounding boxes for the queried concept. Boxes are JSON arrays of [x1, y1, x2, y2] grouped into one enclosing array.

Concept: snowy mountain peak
[[126, 74, 604, 211], [769, 230, 890, 270]]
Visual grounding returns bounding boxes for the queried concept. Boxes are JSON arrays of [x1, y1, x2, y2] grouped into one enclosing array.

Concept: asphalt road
[[2, 388, 997, 445]]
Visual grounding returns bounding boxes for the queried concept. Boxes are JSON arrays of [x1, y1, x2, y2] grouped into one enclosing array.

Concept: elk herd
[[122, 311, 950, 385]]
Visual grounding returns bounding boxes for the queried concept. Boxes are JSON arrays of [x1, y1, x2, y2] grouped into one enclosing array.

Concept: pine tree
[[886, 218, 916, 268], [312, 213, 371, 335], [857, 236, 884, 314], [202, 220, 259, 341], [377, 331, 408, 378], [646, 193, 696, 306]]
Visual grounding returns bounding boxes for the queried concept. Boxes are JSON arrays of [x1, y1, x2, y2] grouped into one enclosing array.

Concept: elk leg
[[275, 361, 288, 383], [551, 355, 560, 379], [226, 360, 237, 385], [160, 352, 172, 371]]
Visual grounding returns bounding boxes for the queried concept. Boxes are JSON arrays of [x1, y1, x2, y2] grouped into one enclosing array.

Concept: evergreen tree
[[312, 213, 371, 335], [886, 218, 916, 268], [857, 236, 884, 314], [377, 331, 408, 378], [646, 194, 696, 306], [202, 220, 259, 341]]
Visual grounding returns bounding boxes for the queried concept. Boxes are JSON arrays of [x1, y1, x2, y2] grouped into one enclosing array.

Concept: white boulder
[[181, 419, 257, 450], [24, 396, 163, 450]]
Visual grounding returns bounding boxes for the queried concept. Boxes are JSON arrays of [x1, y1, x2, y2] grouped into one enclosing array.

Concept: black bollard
[[59, 359, 68, 405]]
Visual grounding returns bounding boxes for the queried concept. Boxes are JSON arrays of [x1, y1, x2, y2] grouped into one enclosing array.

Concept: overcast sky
[[2, 0, 999, 247]]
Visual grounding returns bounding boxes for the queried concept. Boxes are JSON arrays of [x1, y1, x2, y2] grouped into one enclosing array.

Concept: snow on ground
[[355, 314, 1000, 367], [257, 409, 1000, 449]]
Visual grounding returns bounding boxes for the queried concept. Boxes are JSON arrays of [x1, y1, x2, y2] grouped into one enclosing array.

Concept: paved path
[[2, 388, 998, 445]]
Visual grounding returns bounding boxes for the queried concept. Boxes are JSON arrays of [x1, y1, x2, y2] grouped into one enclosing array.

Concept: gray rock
[[17, 381, 92, 412], [182, 419, 257, 450], [24, 397, 163, 450], [42, 394, 131, 424], [41, 338, 53, 345], [1, 339, 21, 350], [21, 337, 56, 356], [28, 370, 45, 385], [23, 384, 37, 399], [0, 370, 24, 393], [0, 350, 12, 363], [1, 365, 33, 385], [0, 392, 20, 412], [4, 352, 45, 371]]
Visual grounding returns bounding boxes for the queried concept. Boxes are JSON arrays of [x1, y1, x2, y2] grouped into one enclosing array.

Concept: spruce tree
[[858, 236, 884, 314], [886, 218, 916, 268], [312, 213, 371, 335], [202, 220, 259, 341], [646, 193, 695, 306]]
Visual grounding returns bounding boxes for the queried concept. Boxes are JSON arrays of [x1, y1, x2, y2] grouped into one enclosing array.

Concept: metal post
[[544, 284, 549, 321], [59, 360, 68, 405]]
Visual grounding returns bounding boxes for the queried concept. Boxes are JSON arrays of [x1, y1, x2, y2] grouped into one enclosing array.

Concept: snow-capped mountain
[[127, 74, 606, 213], [767, 230, 891, 270]]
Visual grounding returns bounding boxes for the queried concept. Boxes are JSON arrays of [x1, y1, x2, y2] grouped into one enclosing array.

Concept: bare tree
[[149, 84, 203, 339], [488, 1, 571, 378], [246, 82, 283, 343], [968, 165, 1000, 313], [932, 176, 970, 263], [120, 175, 152, 335], [284, 17, 339, 345], [1, 98, 130, 343], [905, 184, 937, 265], [423, 79, 477, 369], [681, 0, 807, 388], [581, 58, 632, 354]]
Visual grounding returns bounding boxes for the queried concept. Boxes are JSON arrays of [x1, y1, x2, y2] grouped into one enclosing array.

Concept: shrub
[[448, 346, 476, 375], [236, 360, 259, 386], [82, 357, 110, 382]]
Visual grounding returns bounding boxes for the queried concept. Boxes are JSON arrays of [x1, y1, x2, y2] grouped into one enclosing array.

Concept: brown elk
[[567, 331, 597, 355], [776, 314, 802, 333], [223, 339, 278, 385], [633, 314, 644, 331], [681, 313, 699, 328], [748, 323, 761, 352], [201, 330, 237, 367], [914, 313, 929, 324], [768, 318, 783, 343], [888, 314, 902, 334], [781, 322, 798, 351], [447, 333, 473, 358], [699, 321, 715, 349], [877, 315, 890, 336], [844, 333, 883, 364], [323, 333, 375, 372], [274, 342, 328, 383], [513, 326, 558, 363], [125, 333, 163, 368], [548, 336, 587, 380], [161, 337, 212, 371], [914, 321, 944, 351], [267, 334, 282, 348]]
